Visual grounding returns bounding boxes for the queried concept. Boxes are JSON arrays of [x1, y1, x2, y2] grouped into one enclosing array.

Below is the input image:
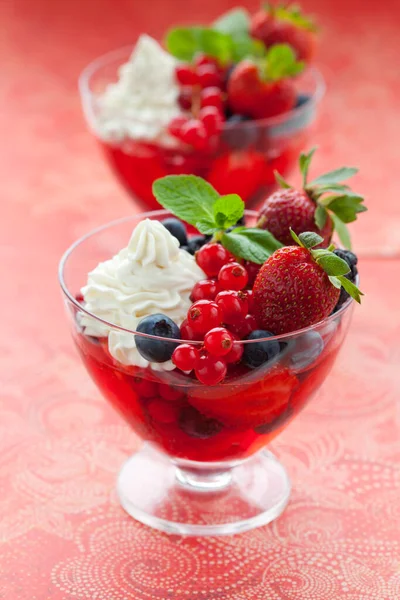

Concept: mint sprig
[[152, 175, 283, 264], [275, 147, 367, 249], [290, 229, 363, 303], [256, 44, 304, 82]]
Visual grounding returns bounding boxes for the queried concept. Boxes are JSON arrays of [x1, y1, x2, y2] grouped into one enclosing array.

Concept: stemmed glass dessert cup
[[59, 210, 353, 536], [79, 45, 325, 210]]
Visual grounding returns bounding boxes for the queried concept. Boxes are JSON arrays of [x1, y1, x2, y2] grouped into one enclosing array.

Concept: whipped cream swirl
[[80, 219, 205, 370], [96, 35, 183, 145]]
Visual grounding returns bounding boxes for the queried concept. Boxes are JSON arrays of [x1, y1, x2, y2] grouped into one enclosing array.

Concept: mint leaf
[[299, 147, 316, 187], [213, 7, 250, 36], [326, 194, 367, 223], [153, 175, 218, 229], [222, 227, 282, 264], [213, 194, 244, 229], [314, 204, 328, 229], [311, 249, 350, 276], [337, 275, 364, 304], [297, 231, 323, 249], [195, 219, 219, 235], [264, 44, 305, 81], [231, 34, 265, 62], [330, 213, 351, 249], [309, 167, 358, 187], [165, 27, 233, 63], [274, 170, 292, 189]]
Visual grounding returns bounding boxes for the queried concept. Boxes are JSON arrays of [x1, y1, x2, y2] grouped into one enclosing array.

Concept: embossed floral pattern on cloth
[[2, 0, 400, 597]]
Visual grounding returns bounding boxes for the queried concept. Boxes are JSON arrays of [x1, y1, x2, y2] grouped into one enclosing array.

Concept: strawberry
[[250, 3, 317, 63], [252, 230, 364, 335], [257, 147, 367, 249], [227, 44, 304, 120]]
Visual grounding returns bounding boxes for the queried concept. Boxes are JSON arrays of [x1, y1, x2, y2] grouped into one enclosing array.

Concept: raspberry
[[195, 353, 227, 385], [187, 300, 222, 334], [204, 327, 234, 357], [196, 243, 231, 277], [172, 344, 200, 371], [218, 262, 249, 291]]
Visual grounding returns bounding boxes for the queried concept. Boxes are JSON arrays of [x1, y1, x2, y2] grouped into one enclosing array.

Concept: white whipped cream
[[96, 35, 183, 145], [80, 219, 205, 370]]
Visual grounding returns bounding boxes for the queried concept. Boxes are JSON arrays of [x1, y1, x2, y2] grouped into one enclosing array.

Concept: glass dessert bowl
[[79, 38, 325, 210], [59, 209, 354, 536]]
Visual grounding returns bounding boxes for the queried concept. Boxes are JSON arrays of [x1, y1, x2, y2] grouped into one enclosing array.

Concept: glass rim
[[78, 43, 326, 131], [58, 209, 354, 346]]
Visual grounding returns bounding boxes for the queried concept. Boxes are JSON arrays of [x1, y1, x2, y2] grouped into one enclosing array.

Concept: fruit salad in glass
[[59, 152, 365, 535], [79, 5, 324, 209]]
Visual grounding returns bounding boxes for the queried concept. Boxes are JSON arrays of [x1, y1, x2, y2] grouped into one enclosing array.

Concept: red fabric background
[[1, 1, 400, 598]]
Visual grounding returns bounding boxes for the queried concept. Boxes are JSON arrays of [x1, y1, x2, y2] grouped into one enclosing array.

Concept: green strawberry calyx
[[264, 2, 318, 32], [290, 229, 363, 303], [257, 43, 305, 82], [275, 147, 367, 249]]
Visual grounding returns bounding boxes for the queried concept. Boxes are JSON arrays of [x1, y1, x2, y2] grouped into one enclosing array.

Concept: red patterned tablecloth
[[2, 1, 400, 598]]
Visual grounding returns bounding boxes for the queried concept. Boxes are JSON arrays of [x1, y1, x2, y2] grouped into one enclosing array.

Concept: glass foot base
[[117, 444, 291, 536]]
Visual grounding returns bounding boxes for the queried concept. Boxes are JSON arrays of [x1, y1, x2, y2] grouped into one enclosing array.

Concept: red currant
[[199, 106, 224, 136], [180, 318, 204, 341], [225, 340, 244, 364], [218, 262, 249, 291], [204, 327, 234, 357], [191, 279, 219, 302], [200, 87, 224, 111], [133, 377, 157, 398], [244, 261, 261, 286], [180, 119, 208, 150], [147, 399, 179, 424], [178, 87, 193, 110], [187, 300, 222, 334], [245, 289, 254, 313], [230, 314, 258, 338], [215, 290, 248, 324], [168, 116, 188, 139], [172, 343, 200, 371], [197, 64, 223, 88], [175, 64, 199, 86], [195, 53, 219, 69], [158, 383, 186, 402], [196, 243, 231, 277], [195, 353, 227, 385]]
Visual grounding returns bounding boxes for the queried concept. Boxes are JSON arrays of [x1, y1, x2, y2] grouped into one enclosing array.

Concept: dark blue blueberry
[[288, 331, 324, 373], [332, 249, 359, 311], [178, 406, 222, 439], [186, 234, 211, 255], [161, 218, 188, 247], [295, 93, 311, 108], [135, 314, 180, 362], [243, 330, 281, 369]]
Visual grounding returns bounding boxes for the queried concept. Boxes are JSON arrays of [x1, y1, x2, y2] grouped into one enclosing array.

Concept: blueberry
[[135, 314, 180, 362], [186, 234, 211, 255], [161, 218, 188, 247], [178, 406, 223, 439], [243, 330, 281, 369], [226, 114, 251, 123], [288, 331, 324, 373], [332, 249, 359, 312], [295, 93, 311, 108]]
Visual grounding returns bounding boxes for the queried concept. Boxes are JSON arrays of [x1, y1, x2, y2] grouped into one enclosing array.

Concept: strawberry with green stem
[[257, 147, 367, 249], [227, 44, 304, 119], [253, 230, 363, 335], [251, 2, 318, 63]]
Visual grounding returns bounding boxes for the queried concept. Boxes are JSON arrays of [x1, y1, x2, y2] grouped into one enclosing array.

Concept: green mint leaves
[[290, 229, 363, 303], [280, 147, 367, 250], [259, 44, 305, 82], [152, 175, 282, 264]]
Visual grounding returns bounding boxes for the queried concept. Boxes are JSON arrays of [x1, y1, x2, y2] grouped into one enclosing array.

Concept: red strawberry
[[252, 230, 365, 334], [250, 4, 317, 63], [227, 44, 304, 120], [257, 147, 367, 249]]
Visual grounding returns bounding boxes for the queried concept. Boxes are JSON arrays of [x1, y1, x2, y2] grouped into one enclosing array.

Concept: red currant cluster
[[172, 242, 261, 385], [168, 54, 226, 151]]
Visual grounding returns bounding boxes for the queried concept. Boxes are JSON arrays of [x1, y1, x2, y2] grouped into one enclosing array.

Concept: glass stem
[[175, 466, 233, 492]]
